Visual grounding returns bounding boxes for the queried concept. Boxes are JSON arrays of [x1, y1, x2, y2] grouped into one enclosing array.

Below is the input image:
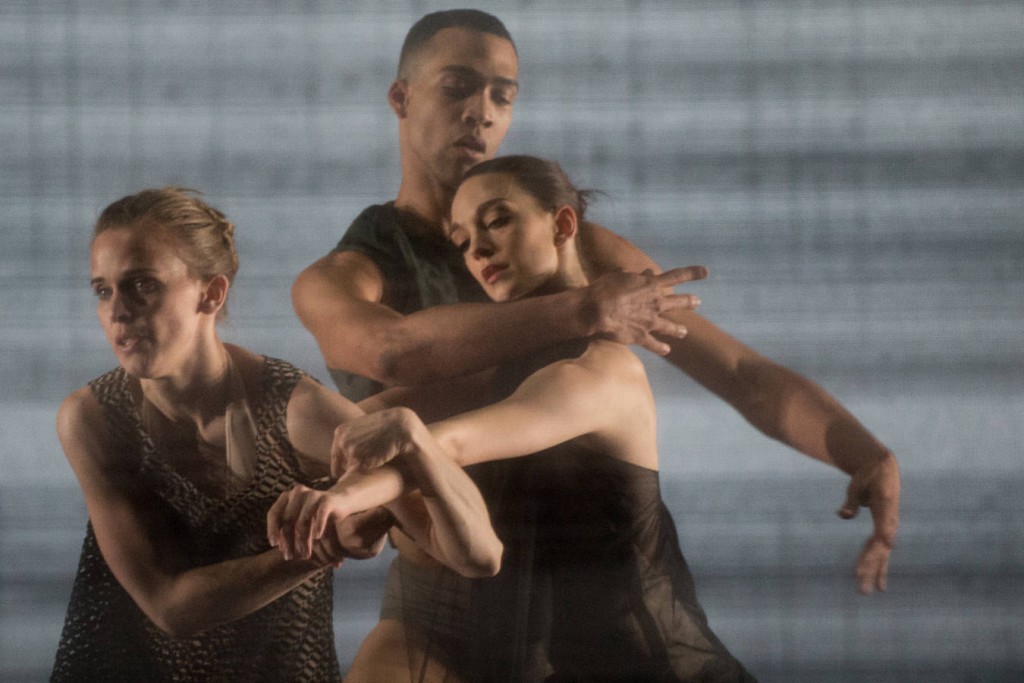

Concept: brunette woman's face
[[449, 172, 562, 302], [90, 226, 211, 379]]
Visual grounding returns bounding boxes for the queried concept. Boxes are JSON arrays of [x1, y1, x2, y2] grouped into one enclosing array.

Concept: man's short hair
[[397, 9, 516, 78]]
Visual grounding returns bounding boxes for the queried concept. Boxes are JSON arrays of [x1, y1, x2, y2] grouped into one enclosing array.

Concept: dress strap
[[224, 352, 259, 482]]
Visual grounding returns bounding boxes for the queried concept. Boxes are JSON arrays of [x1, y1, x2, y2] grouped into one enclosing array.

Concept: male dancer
[[293, 9, 898, 596]]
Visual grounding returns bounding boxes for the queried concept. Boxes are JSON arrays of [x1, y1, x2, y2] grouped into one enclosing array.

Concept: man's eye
[[442, 81, 475, 99], [93, 287, 111, 300], [492, 90, 515, 106]]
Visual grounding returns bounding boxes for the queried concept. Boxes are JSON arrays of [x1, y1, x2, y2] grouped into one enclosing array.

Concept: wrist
[[568, 286, 599, 337], [322, 485, 353, 520]]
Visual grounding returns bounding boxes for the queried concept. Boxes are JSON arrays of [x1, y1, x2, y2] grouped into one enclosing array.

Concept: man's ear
[[388, 79, 409, 118], [199, 275, 229, 315], [553, 206, 578, 246]]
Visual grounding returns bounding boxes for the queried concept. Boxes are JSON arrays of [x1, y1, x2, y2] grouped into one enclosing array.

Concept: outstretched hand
[[837, 452, 901, 594], [586, 266, 707, 355]]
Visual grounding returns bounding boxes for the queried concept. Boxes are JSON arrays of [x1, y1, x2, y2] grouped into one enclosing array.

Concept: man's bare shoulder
[[580, 221, 661, 274], [293, 249, 385, 310]]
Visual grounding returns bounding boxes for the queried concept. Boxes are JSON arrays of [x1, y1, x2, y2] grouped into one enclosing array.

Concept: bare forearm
[[406, 425, 502, 576], [330, 465, 408, 514], [372, 290, 593, 386], [734, 357, 893, 473], [658, 306, 892, 473], [151, 550, 321, 637]]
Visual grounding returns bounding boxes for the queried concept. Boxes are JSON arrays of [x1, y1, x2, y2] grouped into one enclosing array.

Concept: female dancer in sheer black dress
[[272, 157, 756, 681]]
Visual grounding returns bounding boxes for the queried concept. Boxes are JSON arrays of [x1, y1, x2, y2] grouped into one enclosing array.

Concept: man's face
[[396, 27, 519, 193]]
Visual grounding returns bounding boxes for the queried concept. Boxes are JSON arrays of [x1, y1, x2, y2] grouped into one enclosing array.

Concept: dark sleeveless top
[[330, 202, 487, 400], [383, 341, 756, 682], [51, 357, 341, 682]]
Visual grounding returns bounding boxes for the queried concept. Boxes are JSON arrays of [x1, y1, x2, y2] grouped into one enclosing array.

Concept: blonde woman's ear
[[200, 275, 230, 314]]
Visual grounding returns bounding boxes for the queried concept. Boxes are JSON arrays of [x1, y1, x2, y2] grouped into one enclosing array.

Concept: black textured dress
[[51, 357, 341, 682]]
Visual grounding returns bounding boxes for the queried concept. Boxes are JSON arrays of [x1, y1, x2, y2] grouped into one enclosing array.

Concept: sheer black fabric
[[51, 357, 341, 682], [384, 341, 756, 681]]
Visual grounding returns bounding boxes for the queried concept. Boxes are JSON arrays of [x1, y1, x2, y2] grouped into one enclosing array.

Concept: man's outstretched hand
[[838, 452, 901, 594], [586, 266, 708, 355]]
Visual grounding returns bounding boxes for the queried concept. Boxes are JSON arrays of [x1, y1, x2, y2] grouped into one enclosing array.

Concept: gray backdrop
[[2, 1, 1022, 681]]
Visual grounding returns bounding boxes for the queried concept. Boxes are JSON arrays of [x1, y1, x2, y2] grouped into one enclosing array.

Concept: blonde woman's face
[[90, 227, 210, 379]]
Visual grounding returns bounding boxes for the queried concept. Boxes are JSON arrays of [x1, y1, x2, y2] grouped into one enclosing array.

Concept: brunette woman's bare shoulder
[[577, 339, 648, 382]]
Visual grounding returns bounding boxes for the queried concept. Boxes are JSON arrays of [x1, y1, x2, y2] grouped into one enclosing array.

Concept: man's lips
[[454, 135, 486, 155], [480, 264, 508, 284]]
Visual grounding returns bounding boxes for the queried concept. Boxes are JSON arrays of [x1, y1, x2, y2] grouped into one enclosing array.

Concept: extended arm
[[292, 250, 702, 387], [57, 388, 342, 638], [580, 222, 900, 593], [337, 341, 656, 478]]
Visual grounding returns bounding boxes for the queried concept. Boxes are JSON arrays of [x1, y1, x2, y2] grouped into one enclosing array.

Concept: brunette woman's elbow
[[457, 539, 503, 579]]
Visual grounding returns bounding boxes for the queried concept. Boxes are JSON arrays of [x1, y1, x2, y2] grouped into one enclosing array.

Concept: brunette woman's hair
[[461, 155, 591, 221]]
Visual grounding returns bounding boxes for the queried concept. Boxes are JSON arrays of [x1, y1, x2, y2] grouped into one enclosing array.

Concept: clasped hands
[[267, 409, 420, 566]]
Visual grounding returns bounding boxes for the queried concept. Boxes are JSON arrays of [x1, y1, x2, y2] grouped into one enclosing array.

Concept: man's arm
[[581, 222, 900, 594], [292, 250, 702, 387]]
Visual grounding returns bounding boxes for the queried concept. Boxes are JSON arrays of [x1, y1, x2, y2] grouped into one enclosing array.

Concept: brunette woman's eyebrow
[[475, 197, 507, 221]]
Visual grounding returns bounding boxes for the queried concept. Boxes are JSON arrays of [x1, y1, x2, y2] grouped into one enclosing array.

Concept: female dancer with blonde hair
[[51, 187, 500, 681]]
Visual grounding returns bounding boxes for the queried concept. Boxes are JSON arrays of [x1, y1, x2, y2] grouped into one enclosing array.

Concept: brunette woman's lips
[[481, 264, 507, 284]]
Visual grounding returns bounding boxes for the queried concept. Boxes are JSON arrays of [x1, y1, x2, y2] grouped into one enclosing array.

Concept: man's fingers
[[856, 537, 892, 595], [639, 332, 672, 356], [837, 480, 865, 520], [657, 292, 701, 313], [649, 316, 688, 340], [654, 265, 709, 287]]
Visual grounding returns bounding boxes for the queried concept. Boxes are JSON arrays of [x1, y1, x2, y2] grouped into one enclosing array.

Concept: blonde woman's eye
[[133, 278, 160, 294]]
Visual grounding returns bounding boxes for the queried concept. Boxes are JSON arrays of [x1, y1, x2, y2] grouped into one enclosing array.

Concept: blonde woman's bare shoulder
[[56, 384, 120, 474]]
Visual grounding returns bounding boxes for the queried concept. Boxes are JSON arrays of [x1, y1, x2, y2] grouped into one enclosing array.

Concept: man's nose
[[463, 89, 493, 128]]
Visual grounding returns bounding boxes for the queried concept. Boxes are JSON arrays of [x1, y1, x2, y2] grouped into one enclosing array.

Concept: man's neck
[[393, 164, 455, 238]]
